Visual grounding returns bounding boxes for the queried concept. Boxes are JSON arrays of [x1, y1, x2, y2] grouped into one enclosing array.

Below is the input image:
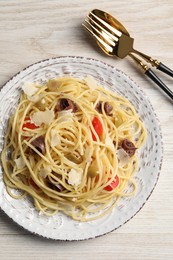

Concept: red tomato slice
[[91, 131, 97, 141], [104, 175, 119, 191], [22, 117, 38, 130], [91, 116, 103, 141]]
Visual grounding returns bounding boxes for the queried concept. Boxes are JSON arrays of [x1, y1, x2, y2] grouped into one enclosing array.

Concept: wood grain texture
[[0, 0, 173, 259]]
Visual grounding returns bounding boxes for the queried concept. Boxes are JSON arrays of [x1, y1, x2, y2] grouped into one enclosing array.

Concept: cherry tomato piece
[[104, 175, 119, 191], [91, 116, 103, 140], [22, 117, 38, 130]]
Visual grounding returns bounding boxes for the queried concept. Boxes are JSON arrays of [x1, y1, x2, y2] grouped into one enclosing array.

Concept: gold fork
[[82, 10, 173, 100]]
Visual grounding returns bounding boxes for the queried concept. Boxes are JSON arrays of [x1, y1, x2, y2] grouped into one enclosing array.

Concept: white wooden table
[[0, 1, 173, 259]]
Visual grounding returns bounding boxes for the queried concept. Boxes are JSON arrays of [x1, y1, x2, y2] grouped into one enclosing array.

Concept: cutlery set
[[82, 9, 173, 100]]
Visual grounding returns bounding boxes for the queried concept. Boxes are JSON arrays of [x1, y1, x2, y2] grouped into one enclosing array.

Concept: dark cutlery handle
[[157, 62, 173, 78], [145, 68, 173, 100]]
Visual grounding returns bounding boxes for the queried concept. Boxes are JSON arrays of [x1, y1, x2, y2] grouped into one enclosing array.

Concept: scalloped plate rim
[[0, 56, 163, 241]]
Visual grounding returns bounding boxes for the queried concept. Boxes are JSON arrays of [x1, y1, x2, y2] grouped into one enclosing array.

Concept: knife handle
[[129, 53, 173, 100], [133, 50, 173, 78], [157, 62, 173, 78], [145, 68, 173, 100]]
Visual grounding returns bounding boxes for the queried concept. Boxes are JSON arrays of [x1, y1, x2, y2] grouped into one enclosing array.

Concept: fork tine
[[87, 15, 119, 43], [82, 23, 113, 53], [84, 19, 115, 47], [89, 11, 122, 38]]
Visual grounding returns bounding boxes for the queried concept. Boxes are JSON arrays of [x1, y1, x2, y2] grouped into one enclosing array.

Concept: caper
[[36, 98, 47, 111], [115, 114, 123, 127], [87, 160, 99, 178]]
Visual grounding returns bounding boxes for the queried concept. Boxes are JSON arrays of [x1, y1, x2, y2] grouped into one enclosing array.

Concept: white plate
[[0, 56, 163, 240]]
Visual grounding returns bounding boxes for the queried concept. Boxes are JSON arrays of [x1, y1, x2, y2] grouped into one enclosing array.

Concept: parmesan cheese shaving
[[68, 169, 83, 186], [85, 145, 93, 163], [105, 133, 114, 150], [22, 83, 38, 97], [39, 166, 51, 178], [58, 109, 73, 116], [58, 109, 73, 123], [14, 156, 26, 169], [31, 110, 54, 126], [85, 75, 97, 90], [27, 94, 40, 103], [116, 148, 130, 167], [50, 129, 60, 147]]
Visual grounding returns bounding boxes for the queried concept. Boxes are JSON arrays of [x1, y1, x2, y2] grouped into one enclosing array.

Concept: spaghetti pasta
[[1, 76, 147, 221]]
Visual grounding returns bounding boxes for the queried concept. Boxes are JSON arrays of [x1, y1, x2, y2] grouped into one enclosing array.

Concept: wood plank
[[0, 234, 173, 260]]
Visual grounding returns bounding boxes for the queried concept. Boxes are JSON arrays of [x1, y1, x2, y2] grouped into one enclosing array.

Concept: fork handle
[[129, 53, 173, 100], [133, 50, 173, 78], [145, 68, 173, 100], [157, 62, 173, 78]]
